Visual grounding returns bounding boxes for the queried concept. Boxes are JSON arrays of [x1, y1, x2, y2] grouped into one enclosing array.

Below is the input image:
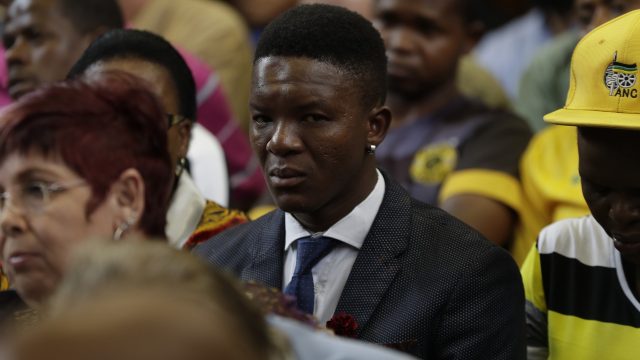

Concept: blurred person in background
[[68, 29, 248, 250], [0, 73, 172, 321], [303, 0, 511, 109], [117, 0, 253, 133], [18, 241, 288, 360], [10, 293, 279, 360], [2, 0, 122, 100], [510, 0, 640, 265], [1, 0, 264, 209], [374, 0, 532, 247], [15, 240, 415, 360], [473, 0, 575, 99], [224, 0, 297, 43]]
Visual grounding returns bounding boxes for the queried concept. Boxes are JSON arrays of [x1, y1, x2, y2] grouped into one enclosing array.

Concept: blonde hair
[[18, 239, 291, 360]]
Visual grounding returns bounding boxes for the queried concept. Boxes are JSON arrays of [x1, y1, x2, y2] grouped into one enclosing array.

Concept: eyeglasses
[[167, 113, 188, 128], [0, 179, 87, 215]]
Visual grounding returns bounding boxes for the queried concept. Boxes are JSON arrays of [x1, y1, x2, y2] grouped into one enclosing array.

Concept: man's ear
[[108, 168, 146, 225], [176, 120, 193, 159], [366, 105, 392, 148]]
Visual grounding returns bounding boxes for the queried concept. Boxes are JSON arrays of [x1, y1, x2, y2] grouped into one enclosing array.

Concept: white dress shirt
[[283, 170, 385, 324]]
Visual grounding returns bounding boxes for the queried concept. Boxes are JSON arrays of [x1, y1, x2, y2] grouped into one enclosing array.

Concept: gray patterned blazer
[[193, 173, 526, 359]]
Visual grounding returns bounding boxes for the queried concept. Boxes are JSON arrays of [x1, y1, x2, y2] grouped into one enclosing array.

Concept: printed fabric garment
[[512, 125, 590, 266], [184, 200, 248, 250], [377, 96, 531, 213], [521, 215, 640, 359]]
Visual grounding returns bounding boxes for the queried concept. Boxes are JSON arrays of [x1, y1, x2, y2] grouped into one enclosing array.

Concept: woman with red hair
[[0, 71, 173, 323]]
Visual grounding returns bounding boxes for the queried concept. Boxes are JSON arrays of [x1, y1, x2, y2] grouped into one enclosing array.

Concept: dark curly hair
[[255, 4, 387, 108]]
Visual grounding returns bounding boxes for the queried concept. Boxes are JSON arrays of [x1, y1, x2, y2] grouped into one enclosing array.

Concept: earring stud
[[366, 144, 377, 154]]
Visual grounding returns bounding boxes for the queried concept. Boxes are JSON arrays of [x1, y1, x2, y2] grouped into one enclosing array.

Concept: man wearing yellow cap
[[521, 10, 640, 360]]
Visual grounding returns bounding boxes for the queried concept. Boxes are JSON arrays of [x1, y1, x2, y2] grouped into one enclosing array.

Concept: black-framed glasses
[[0, 179, 87, 215], [167, 113, 188, 128]]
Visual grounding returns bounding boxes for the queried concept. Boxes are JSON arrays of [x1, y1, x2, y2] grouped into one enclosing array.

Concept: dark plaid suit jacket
[[194, 174, 526, 359]]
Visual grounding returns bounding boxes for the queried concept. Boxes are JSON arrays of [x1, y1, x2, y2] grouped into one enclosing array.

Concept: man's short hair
[[68, 29, 197, 121], [58, 0, 124, 34], [255, 4, 387, 108]]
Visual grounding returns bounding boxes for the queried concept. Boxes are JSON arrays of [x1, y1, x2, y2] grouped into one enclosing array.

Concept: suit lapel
[[245, 210, 286, 289], [335, 175, 410, 335]]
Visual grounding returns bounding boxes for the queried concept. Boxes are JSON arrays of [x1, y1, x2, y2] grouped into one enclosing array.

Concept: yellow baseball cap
[[545, 10, 640, 129]]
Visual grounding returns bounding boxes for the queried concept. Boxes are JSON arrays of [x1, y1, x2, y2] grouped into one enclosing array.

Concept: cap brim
[[544, 108, 640, 129]]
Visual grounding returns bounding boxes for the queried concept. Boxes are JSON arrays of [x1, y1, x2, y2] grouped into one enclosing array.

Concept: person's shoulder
[[531, 124, 577, 149], [406, 196, 520, 298], [191, 210, 284, 267], [212, 207, 280, 240], [407, 196, 501, 258], [537, 215, 613, 266]]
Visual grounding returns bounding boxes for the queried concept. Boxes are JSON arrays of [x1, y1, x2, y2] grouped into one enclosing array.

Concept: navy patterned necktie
[[284, 236, 335, 314]]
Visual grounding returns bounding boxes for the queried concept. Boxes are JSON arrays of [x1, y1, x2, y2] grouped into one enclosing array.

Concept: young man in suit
[[194, 4, 526, 359]]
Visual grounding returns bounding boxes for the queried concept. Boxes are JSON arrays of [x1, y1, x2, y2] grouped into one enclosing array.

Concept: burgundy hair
[[0, 71, 172, 238]]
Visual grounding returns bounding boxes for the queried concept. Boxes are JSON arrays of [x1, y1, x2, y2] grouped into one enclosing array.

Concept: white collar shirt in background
[[283, 170, 385, 324], [166, 172, 205, 249]]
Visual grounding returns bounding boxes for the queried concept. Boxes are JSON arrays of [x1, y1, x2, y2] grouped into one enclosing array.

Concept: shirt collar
[[166, 173, 206, 248], [284, 169, 386, 251]]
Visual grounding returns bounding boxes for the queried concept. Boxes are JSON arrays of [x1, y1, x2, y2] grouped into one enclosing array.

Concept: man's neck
[[387, 81, 459, 129], [293, 165, 379, 233], [118, 0, 150, 22]]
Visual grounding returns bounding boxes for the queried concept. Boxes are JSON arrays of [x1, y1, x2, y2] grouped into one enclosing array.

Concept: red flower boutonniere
[[326, 312, 359, 338]]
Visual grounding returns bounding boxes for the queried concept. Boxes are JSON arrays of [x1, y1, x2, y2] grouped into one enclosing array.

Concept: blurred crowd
[[0, 0, 639, 359]]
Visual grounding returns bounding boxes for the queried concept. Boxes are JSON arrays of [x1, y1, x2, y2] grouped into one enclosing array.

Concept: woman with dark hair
[[69, 29, 248, 250], [0, 71, 173, 322]]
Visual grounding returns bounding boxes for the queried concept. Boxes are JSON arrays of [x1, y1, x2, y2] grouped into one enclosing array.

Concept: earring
[[366, 144, 377, 154], [175, 157, 187, 177], [112, 215, 137, 241]]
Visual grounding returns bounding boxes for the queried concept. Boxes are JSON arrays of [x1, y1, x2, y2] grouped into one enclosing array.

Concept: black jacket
[[194, 173, 526, 359]]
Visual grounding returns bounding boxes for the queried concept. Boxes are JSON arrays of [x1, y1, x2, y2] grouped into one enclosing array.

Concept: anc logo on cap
[[604, 51, 638, 98]]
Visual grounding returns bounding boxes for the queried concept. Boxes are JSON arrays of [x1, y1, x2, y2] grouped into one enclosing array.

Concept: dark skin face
[[575, 0, 640, 34], [373, 0, 477, 100], [2, 0, 96, 99], [578, 127, 640, 266], [372, 0, 512, 246], [250, 56, 391, 232]]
